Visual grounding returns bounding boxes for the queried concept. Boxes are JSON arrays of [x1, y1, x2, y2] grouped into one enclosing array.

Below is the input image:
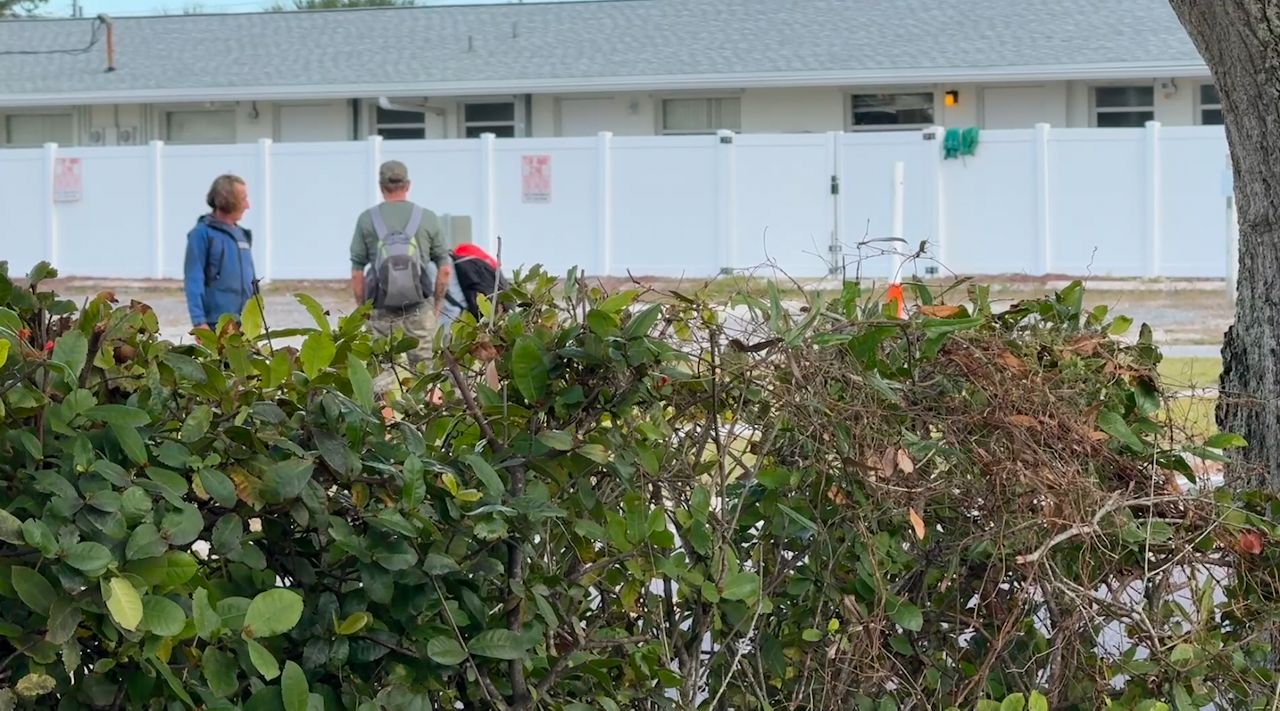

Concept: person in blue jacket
[[183, 174, 256, 331]]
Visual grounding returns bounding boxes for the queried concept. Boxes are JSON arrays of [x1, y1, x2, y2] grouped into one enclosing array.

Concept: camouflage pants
[[368, 305, 438, 394]]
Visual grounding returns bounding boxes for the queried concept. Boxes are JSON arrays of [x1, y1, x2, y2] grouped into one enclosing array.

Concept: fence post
[[479, 133, 497, 254], [366, 134, 383, 208], [925, 126, 947, 270], [890, 161, 906, 281], [257, 138, 274, 283], [715, 129, 737, 274], [1033, 123, 1052, 275], [826, 131, 844, 277], [150, 140, 165, 278], [1144, 120, 1163, 278], [596, 131, 614, 276], [42, 142, 58, 270]]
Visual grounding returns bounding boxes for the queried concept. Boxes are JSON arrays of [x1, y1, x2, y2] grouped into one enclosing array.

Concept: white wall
[[0, 125, 1232, 282], [1, 77, 1219, 149]]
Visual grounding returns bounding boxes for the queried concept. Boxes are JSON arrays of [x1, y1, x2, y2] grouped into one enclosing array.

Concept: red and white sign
[[521, 154, 551, 204], [53, 158, 82, 202]]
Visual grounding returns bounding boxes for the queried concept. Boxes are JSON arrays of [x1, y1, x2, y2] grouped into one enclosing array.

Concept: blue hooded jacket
[[183, 215, 256, 328]]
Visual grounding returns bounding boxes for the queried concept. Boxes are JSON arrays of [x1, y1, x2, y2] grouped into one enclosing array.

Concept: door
[[981, 86, 1062, 129]]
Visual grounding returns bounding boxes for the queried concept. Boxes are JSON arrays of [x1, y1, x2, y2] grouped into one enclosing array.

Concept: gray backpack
[[369, 204, 427, 310]]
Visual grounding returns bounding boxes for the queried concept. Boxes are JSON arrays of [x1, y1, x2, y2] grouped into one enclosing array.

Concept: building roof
[[0, 0, 1208, 107]]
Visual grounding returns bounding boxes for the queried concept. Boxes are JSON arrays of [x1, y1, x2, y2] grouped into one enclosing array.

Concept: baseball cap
[[379, 160, 409, 184]]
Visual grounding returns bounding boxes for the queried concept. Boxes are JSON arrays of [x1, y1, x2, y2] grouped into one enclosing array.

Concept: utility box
[[441, 214, 473, 248]]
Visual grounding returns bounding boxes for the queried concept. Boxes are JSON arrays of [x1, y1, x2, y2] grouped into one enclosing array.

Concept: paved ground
[[41, 275, 1233, 352]]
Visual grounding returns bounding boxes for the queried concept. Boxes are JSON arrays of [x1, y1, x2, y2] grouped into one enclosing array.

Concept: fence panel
[[940, 130, 1039, 275], [610, 136, 719, 277], [0, 149, 47, 275], [492, 138, 599, 277], [733, 133, 835, 278]]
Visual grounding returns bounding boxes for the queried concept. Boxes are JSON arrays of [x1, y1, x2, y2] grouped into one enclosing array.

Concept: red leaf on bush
[[1239, 531, 1264, 556]]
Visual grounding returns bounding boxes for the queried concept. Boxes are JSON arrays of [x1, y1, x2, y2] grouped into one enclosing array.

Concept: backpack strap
[[404, 205, 425, 245], [369, 205, 390, 242]]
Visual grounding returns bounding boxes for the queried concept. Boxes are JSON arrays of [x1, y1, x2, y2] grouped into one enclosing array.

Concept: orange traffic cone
[[886, 283, 907, 319]]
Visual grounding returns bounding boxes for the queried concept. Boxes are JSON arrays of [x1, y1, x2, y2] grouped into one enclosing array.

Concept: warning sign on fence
[[521, 154, 551, 204], [53, 158, 82, 202]]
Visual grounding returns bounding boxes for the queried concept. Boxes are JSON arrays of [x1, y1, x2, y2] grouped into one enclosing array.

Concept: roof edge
[[0, 61, 1212, 108]]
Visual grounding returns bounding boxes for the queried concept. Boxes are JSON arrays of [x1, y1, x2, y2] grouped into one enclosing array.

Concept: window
[[660, 98, 741, 134], [462, 102, 517, 138], [1093, 86, 1155, 128], [166, 110, 235, 144], [1199, 84, 1223, 125], [4, 113, 74, 147], [850, 92, 934, 129], [375, 106, 428, 140]]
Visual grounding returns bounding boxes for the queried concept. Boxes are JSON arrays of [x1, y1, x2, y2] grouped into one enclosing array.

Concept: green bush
[[0, 261, 1276, 710]]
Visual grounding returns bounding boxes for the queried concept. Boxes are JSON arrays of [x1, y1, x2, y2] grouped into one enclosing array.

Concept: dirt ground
[[39, 275, 1233, 351]]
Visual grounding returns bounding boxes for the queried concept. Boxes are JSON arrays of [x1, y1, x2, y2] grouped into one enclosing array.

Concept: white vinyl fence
[[0, 123, 1234, 281]]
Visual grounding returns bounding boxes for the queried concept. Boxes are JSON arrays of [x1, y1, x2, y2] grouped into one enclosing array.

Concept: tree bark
[[1169, 0, 1280, 488]]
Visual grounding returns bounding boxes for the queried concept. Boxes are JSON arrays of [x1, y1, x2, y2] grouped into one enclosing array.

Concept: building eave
[[0, 61, 1212, 108]]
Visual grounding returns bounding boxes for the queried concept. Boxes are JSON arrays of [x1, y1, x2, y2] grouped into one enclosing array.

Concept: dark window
[[851, 93, 934, 129]]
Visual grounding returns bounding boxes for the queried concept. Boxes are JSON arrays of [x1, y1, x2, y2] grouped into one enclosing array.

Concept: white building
[[0, 0, 1216, 148]]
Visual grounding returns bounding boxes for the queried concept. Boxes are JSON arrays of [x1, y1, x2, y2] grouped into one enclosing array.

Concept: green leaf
[[1206, 432, 1247, 449], [126, 524, 166, 561], [11, 566, 56, 615], [21, 518, 58, 557], [336, 612, 371, 636], [0, 509, 21, 545], [85, 404, 151, 428], [1134, 379, 1161, 417], [468, 629, 526, 660], [141, 595, 187, 637], [599, 290, 639, 314], [0, 339, 8, 368], [720, 571, 760, 601], [202, 647, 239, 698], [151, 657, 195, 708], [1107, 315, 1134, 335], [246, 637, 281, 680], [1000, 693, 1026, 711], [106, 577, 143, 631], [263, 459, 314, 503], [294, 293, 331, 332], [422, 554, 461, 576], [51, 330, 88, 382], [1027, 691, 1048, 711], [111, 422, 149, 465], [241, 295, 266, 340], [887, 598, 923, 632], [194, 588, 222, 640], [778, 503, 819, 532], [1097, 410, 1144, 450], [243, 589, 304, 638], [537, 430, 574, 451], [198, 468, 238, 508], [801, 628, 824, 642], [300, 332, 336, 379], [463, 455, 505, 498], [45, 596, 82, 644], [181, 404, 213, 443], [281, 661, 309, 711], [427, 637, 467, 665], [129, 551, 199, 589], [624, 304, 663, 339], [756, 467, 790, 489], [161, 504, 204, 546], [63, 541, 112, 572], [511, 336, 549, 403], [347, 354, 375, 411]]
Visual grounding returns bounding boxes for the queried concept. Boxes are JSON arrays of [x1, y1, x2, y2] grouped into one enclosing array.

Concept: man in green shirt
[[350, 160, 452, 391]]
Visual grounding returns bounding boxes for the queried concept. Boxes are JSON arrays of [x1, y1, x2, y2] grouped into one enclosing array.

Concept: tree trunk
[[1169, 0, 1280, 488]]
